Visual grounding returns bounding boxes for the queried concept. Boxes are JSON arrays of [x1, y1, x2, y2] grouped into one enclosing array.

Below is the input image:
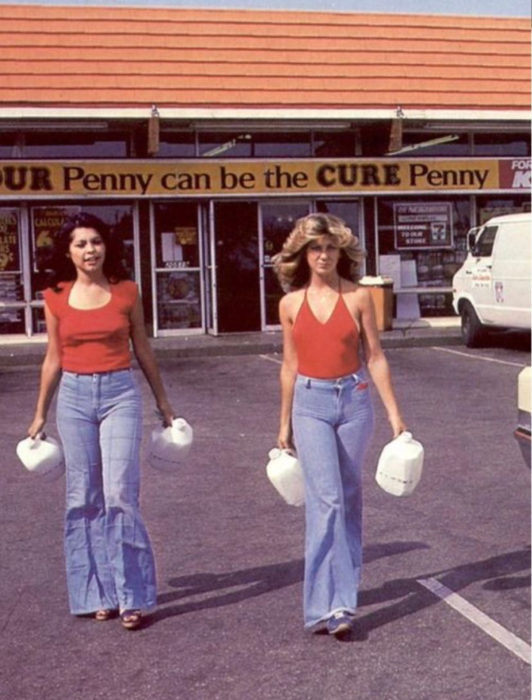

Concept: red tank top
[[43, 279, 138, 373], [292, 286, 361, 379]]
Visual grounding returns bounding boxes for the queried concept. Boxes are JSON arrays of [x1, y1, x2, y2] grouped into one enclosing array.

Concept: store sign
[[0, 158, 529, 197], [394, 202, 453, 249]]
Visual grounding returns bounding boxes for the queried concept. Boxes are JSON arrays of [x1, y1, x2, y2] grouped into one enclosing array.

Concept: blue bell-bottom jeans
[[56, 369, 156, 615], [292, 371, 374, 629]]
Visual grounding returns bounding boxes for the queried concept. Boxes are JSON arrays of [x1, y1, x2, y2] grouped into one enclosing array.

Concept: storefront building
[[0, 5, 530, 338]]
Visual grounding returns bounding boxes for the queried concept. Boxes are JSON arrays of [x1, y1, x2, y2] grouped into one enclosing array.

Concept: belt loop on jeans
[[305, 377, 311, 388]]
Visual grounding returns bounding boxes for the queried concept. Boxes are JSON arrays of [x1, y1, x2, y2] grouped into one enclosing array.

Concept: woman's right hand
[[277, 425, 293, 451], [27, 417, 45, 440]]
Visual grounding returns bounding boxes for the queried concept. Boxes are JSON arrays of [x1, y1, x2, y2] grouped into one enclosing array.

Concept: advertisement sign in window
[[0, 209, 19, 272], [31, 205, 80, 273], [394, 202, 453, 249]]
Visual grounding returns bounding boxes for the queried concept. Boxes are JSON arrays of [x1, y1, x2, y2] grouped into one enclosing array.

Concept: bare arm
[[27, 303, 62, 438], [129, 294, 175, 426], [278, 295, 298, 450], [358, 288, 406, 437]]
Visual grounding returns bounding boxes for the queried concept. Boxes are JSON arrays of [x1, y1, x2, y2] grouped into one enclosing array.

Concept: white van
[[452, 212, 531, 347]]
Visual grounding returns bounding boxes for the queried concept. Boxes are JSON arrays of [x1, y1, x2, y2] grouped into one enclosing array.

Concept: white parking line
[[260, 354, 281, 365], [264, 347, 526, 369], [430, 346, 525, 368], [418, 577, 531, 665]]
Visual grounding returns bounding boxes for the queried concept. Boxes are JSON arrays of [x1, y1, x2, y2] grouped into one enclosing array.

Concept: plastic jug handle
[[268, 448, 282, 459], [29, 433, 45, 448], [283, 448, 297, 457]]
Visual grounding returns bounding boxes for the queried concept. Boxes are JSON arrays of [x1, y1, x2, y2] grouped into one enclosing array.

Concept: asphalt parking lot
[[1, 337, 530, 700]]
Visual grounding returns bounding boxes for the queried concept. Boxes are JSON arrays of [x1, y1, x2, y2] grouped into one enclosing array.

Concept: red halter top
[[292, 284, 361, 379]]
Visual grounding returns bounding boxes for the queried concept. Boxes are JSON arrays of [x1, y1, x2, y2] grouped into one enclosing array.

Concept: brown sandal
[[120, 609, 142, 630], [95, 609, 115, 622]]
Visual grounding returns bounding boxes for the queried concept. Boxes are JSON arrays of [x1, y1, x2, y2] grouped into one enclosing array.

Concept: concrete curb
[[0, 328, 463, 368]]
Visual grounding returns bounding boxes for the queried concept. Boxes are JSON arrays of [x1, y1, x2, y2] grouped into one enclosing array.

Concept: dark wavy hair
[[40, 212, 130, 290], [272, 213, 365, 292]]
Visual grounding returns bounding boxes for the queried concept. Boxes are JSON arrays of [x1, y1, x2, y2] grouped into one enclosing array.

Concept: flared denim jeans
[[56, 369, 156, 615], [292, 371, 374, 629]]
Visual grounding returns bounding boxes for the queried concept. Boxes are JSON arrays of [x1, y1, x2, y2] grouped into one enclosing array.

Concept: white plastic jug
[[266, 448, 305, 507], [375, 431, 424, 497], [149, 418, 194, 472], [16, 434, 65, 481]]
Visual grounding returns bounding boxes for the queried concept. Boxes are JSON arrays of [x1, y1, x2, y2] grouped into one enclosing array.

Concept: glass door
[[314, 200, 363, 253], [150, 202, 204, 336], [260, 201, 310, 329], [212, 201, 260, 333], [201, 201, 218, 335]]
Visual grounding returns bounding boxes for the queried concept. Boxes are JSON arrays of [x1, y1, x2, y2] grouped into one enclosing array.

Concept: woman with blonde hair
[[273, 212, 406, 637]]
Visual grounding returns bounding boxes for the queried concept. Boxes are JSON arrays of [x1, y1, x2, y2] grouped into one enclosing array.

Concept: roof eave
[[0, 107, 529, 122]]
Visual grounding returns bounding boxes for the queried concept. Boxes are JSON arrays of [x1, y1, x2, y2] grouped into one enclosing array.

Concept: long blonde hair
[[272, 213, 364, 291]]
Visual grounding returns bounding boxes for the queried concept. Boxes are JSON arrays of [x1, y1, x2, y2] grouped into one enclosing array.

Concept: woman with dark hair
[[28, 212, 175, 630], [42, 212, 130, 288], [273, 213, 406, 637]]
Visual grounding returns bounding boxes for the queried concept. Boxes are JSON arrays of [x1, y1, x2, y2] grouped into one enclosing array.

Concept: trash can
[[359, 276, 394, 331]]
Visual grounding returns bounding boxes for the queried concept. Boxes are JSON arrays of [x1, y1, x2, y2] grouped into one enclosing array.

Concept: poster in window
[[160, 226, 198, 268], [31, 205, 80, 271], [394, 202, 453, 249], [0, 209, 20, 273]]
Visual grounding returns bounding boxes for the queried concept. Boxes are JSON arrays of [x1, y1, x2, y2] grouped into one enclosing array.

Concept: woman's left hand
[[388, 412, 407, 438]]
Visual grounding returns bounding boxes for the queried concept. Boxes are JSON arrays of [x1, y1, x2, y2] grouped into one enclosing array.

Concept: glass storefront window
[[23, 132, 129, 158], [315, 201, 360, 245], [476, 194, 531, 225], [313, 131, 356, 157], [31, 205, 81, 302], [0, 134, 17, 157], [157, 132, 196, 158], [0, 208, 24, 334], [199, 132, 253, 158], [377, 197, 471, 316], [152, 202, 202, 332], [473, 133, 530, 157], [391, 132, 471, 158], [253, 132, 311, 158], [199, 131, 312, 158], [261, 201, 310, 326], [155, 270, 201, 330]]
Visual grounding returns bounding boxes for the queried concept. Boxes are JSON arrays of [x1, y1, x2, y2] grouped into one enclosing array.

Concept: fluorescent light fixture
[[0, 121, 110, 131], [386, 134, 459, 156], [426, 122, 529, 133], [193, 121, 351, 132], [202, 134, 252, 157]]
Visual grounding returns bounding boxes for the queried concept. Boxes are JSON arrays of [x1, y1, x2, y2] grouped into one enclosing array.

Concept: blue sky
[[4, 0, 531, 16]]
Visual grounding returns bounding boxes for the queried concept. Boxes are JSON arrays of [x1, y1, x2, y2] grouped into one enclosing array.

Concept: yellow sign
[[0, 158, 527, 197], [174, 226, 197, 245]]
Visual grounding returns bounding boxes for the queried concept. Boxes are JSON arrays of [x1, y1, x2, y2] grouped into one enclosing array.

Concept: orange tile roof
[[0, 4, 529, 113]]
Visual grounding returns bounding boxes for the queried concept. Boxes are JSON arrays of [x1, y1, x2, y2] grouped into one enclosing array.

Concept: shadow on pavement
[[151, 558, 304, 624], [479, 330, 530, 352], [354, 545, 531, 641], [150, 540, 430, 626], [148, 544, 529, 642]]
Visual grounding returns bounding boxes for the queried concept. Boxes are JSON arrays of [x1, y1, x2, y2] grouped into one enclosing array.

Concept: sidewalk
[[0, 317, 462, 368]]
